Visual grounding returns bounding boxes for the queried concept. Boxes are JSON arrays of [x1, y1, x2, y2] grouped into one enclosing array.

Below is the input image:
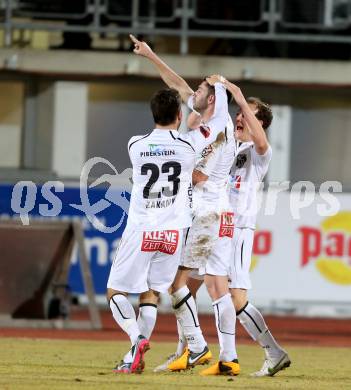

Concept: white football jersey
[[228, 142, 272, 229], [126, 83, 228, 231], [193, 116, 235, 214]]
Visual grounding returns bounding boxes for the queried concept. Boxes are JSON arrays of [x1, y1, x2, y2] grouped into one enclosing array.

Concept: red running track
[[1, 311, 350, 348]]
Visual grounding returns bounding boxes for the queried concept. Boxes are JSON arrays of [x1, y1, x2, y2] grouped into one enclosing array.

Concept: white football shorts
[[107, 227, 183, 294], [181, 211, 234, 277], [228, 227, 254, 290]]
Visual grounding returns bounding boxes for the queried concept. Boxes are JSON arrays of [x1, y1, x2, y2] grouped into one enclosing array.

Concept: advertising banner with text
[[1, 181, 350, 314]]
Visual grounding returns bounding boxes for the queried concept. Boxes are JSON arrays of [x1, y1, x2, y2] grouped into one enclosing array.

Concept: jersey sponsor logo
[[199, 125, 210, 138], [140, 146, 176, 157], [219, 212, 234, 238], [141, 230, 179, 254], [236, 154, 247, 168], [149, 144, 163, 153]]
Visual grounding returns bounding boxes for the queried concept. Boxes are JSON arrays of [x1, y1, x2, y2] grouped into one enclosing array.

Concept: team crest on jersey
[[219, 212, 234, 238], [201, 144, 213, 158], [141, 230, 179, 254], [236, 154, 247, 168], [199, 125, 211, 138]]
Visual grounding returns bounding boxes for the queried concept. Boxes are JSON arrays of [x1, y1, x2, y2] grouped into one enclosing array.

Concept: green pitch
[[1, 338, 350, 390]]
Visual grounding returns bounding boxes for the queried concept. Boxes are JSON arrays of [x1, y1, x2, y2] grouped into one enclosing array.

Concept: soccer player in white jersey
[[224, 80, 291, 377], [161, 118, 239, 377], [168, 124, 241, 376], [181, 80, 291, 377], [106, 63, 228, 374], [129, 35, 239, 375]]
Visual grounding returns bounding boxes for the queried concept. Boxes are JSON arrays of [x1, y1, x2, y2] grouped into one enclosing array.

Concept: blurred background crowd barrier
[[0, 0, 350, 56]]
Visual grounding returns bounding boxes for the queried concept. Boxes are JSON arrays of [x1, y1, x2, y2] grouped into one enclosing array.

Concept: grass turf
[[0, 338, 350, 390]]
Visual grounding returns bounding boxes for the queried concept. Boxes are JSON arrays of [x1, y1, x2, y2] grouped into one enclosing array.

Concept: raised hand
[[129, 34, 154, 58], [206, 74, 226, 86], [223, 80, 246, 107]]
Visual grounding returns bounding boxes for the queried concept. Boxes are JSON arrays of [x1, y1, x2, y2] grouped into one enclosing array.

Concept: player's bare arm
[[130, 34, 193, 103], [224, 80, 269, 155]]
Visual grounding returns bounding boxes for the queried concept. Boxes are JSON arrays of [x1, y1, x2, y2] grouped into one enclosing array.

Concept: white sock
[[176, 319, 187, 355], [109, 294, 140, 345], [137, 303, 157, 339], [171, 286, 207, 353], [213, 293, 237, 362], [123, 303, 157, 363], [237, 302, 283, 359]]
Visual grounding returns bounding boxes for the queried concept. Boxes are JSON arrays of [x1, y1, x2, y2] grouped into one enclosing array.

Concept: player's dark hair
[[202, 77, 233, 104], [247, 97, 273, 130], [150, 88, 181, 126], [203, 78, 215, 98]]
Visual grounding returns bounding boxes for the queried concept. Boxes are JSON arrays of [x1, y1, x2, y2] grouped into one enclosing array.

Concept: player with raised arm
[[130, 35, 239, 376], [224, 80, 291, 377], [165, 117, 240, 376], [180, 80, 291, 376], [107, 46, 229, 373]]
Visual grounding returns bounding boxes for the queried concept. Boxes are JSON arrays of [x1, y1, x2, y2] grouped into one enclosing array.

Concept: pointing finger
[[129, 34, 139, 44]]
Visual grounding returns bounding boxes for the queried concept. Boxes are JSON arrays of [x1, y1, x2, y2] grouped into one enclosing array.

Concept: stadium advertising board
[[0, 183, 127, 295], [0, 183, 350, 314], [248, 192, 351, 315]]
